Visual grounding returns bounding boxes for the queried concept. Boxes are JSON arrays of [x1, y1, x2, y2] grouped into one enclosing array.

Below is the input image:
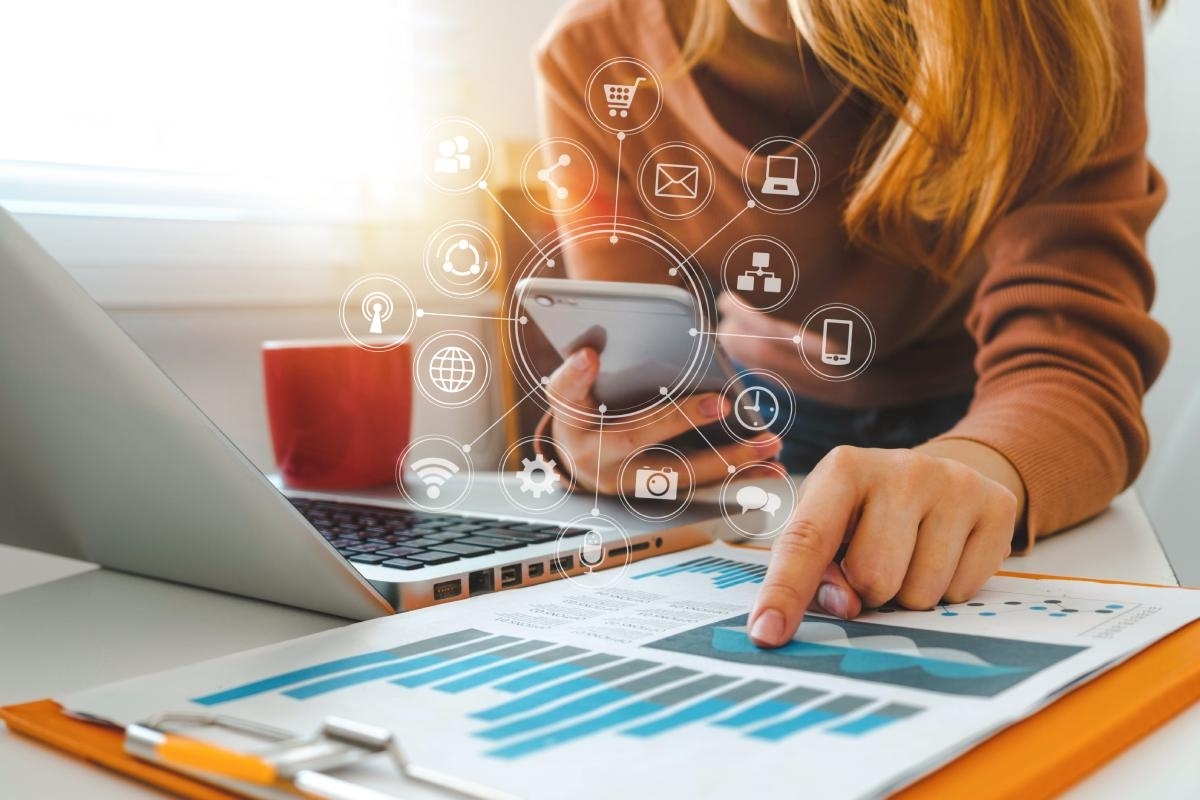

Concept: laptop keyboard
[[288, 497, 585, 572]]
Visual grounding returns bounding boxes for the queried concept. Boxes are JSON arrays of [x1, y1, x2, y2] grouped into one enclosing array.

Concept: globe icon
[[428, 346, 476, 394]]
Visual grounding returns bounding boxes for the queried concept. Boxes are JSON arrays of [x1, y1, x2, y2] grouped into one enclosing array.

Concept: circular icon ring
[[720, 235, 799, 315], [499, 436, 578, 514], [741, 136, 820, 215], [414, 331, 491, 409], [797, 302, 876, 382], [422, 221, 501, 299], [720, 462, 796, 540], [339, 274, 417, 352], [636, 141, 716, 220], [520, 138, 598, 216], [423, 117, 493, 195], [584, 57, 663, 136], [396, 435, 473, 512], [553, 513, 633, 591], [720, 368, 795, 446], [617, 444, 696, 522]]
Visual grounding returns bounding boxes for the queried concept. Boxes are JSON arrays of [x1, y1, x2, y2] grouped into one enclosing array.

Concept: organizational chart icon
[[721, 235, 799, 314], [423, 220, 500, 299], [584, 57, 663, 135], [338, 274, 417, 352], [422, 117, 493, 194], [520, 138, 598, 216], [414, 331, 490, 409], [636, 141, 715, 220], [742, 136, 819, 214]]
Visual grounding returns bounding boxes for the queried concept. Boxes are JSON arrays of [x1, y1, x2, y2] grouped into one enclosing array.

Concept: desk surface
[[0, 489, 1193, 799]]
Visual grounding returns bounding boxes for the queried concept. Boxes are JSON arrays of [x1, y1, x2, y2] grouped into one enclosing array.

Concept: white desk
[[0, 490, 1195, 799]]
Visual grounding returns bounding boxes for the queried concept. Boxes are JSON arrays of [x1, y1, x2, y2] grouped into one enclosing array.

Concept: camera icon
[[634, 466, 678, 501]]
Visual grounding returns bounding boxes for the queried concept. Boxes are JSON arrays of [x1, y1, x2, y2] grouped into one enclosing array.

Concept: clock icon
[[734, 386, 779, 431]]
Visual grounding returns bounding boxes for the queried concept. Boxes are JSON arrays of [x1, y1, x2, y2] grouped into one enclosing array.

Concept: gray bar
[[483, 640, 553, 660], [873, 702, 923, 720], [610, 666, 697, 696], [816, 695, 874, 715], [527, 645, 586, 665], [386, 629, 489, 658], [586, 658, 661, 685], [646, 674, 737, 706], [565, 652, 621, 671], [715, 679, 783, 704], [408, 634, 520, 662], [776, 686, 827, 707]]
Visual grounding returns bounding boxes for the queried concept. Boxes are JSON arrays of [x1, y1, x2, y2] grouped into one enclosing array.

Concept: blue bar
[[494, 663, 584, 694], [192, 651, 396, 706], [434, 658, 543, 694], [713, 699, 794, 728], [283, 655, 443, 699], [476, 688, 630, 740], [632, 557, 716, 580], [623, 697, 734, 737], [749, 708, 840, 740], [487, 701, 663, 760], [831, 704, 921, 736], [392, 654, 502, 688], [471, 676, 602, 721]]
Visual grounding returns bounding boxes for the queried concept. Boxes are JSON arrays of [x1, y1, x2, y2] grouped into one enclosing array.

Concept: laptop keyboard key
[[429, 542, 495, 556], [407, 551, 461, 565], [380, 558, 423, 570], [377, 546, 420, 558], [348, 554, 390, 565], [460, 536, 527, 551]]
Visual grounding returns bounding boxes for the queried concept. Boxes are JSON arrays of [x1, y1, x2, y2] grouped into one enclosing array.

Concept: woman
[[532, 0, 1168, 647]]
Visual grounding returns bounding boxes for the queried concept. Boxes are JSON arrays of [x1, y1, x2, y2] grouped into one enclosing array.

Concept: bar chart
[[631, 555, 767, 589], [190, 627, 925, 760]]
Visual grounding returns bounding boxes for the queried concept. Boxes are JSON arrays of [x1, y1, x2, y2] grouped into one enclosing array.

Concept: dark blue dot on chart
[[1030, 605, 1047, 611], [1106, 604, 1124, 609], [1045, 599, 1062, 604], [1050, 612, 1067, 617], [1096, 609, 1113, 613], [1063, 609, 1079, 613], [978, 611, 996, 616], [1004, 601, 1022, 605], [967, 602, 984, 607], [942, 611, 958, 617]]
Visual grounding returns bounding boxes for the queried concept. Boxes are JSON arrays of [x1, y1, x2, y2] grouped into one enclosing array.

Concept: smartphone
[[517, 278, 770, 449]]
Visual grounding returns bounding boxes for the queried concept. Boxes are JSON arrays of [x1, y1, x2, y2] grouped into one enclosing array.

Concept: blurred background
[[0, 0, 1195, 581]]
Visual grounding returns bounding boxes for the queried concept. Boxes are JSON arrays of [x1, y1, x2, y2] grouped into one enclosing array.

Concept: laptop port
[[528, 562, 545, 578], [500, 564, 522, 588], [468, 569, 495, 596], [550, 555, 574, 575], [608, 541, 650, 559], [433, 580, 462, 601]]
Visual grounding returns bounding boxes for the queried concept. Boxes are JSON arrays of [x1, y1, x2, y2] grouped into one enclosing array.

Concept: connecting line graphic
[[593, 407, 606, 515], [417, 309, 528, 325], [463, 379, 546, 453], [680, 200, 756, 264], [610, 132, 625, 242], [661, 391, 733, 472], [689, 328, 802, 344], [478, 181, 557, 267]]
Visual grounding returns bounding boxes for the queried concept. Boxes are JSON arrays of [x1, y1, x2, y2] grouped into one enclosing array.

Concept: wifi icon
[[410, 456, 460, 500]]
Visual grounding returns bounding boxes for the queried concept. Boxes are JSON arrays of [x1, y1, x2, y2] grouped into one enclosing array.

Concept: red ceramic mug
[[262, 339, 412, 490]]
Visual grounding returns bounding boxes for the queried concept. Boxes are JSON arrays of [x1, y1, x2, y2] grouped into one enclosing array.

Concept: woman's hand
[[748, 443, 1022, 648], [545, 348, 781, 495]]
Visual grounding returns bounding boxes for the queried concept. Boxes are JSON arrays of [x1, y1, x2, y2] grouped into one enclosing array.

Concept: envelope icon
[[654, 162, 699, 200]]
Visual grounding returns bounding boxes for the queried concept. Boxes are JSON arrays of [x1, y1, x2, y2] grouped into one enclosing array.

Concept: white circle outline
[[635, 141, 716, 220], [741, 136, 820, 215], [396, 435, 474, 512], [797, 302, 877, 382], [505, 217, 717, 429], [498, 436, 578, 514], [422, 116, 494, 195], [584, 57, 664, 136], [720, 235, 800, 315], [552, 513, 633, 591], [421, 221, 501, 299], [520, 137, 599, 216], [616, 444, 697, 522], [338, 274, 417, 352], [414, 331, 492, 409], [719, 462, 797, 541], [719, 368, 796, 446]]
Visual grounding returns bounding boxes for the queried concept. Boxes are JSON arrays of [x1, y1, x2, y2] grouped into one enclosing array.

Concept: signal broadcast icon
[[339, 275, 416, 352], [362, 291, 393, 335]]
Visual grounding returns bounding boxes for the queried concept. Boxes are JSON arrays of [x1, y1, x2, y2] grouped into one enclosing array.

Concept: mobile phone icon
[[821, 319, 854, 366]]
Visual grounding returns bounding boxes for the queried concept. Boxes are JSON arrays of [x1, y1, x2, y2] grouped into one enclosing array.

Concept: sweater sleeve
[[935, 0, 1169, 547]]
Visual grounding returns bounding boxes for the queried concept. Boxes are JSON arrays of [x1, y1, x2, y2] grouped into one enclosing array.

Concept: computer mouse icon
[[579, 530, 604, 572]]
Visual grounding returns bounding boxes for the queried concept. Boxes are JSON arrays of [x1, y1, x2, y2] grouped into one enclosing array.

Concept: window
[[0, 0, 430, 304]]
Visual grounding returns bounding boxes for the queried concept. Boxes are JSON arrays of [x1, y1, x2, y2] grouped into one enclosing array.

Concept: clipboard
[[4, 572, 1198, 800]]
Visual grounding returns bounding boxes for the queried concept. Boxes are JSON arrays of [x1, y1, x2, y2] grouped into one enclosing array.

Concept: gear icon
[[517, 454, 561, 499]]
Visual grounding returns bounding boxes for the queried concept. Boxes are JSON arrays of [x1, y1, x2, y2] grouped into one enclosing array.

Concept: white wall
[[1139, 1, 1200, 585]]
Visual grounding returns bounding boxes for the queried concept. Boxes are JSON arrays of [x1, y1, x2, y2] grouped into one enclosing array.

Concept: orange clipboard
[[3, 573, 1199, 800]]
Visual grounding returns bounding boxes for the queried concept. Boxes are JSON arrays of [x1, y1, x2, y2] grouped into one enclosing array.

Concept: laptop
[[761, 154, 801, 196], [0, 209, 722, 620]]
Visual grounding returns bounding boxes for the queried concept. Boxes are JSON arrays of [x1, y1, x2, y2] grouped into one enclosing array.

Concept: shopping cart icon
[[603, 76, 646, 118]]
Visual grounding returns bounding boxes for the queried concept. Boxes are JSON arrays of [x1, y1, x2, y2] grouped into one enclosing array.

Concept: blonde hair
[[678, 0, 1165, 277]]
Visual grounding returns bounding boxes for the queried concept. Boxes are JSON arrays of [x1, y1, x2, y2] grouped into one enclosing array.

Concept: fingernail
[[567, 350, 590, 372], [817, 583, 851, 619], [698, 394, 726, 419], [749, 608, 784, 645]]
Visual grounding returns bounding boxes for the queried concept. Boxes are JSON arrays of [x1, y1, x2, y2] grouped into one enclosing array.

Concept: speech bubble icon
[[735, 485, 782, 517]]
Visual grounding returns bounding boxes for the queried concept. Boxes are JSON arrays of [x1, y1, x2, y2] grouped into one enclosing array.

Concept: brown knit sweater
[[533, 0, 1168, 544]]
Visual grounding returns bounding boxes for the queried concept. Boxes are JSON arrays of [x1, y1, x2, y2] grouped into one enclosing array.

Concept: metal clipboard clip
[[123, 712, 519, 800]]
